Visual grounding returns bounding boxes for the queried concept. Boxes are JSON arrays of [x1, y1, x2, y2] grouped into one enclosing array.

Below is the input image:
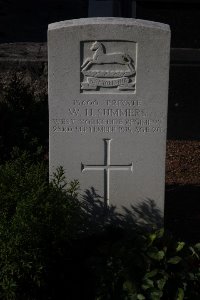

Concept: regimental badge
[[80, 41, 137, 93]]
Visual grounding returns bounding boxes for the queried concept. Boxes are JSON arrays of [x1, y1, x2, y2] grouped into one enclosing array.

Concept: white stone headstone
[[48, 18, 170, 213]]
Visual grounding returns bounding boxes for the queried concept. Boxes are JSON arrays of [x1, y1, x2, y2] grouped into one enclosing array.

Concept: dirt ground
[[166, 140, 200, 186]]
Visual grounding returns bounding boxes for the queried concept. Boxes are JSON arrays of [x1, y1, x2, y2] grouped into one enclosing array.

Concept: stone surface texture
[[48, 18, 170, 213]]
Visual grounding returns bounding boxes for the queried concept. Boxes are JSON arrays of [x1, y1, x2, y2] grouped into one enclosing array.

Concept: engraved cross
[[81, 139, 133, 206]]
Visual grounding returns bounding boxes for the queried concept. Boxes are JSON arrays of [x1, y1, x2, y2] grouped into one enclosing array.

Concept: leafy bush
[[0, 153, 199, 300], [0, 153, 83, 299], [92, 228, 200, 300], [0, 72, 48, 162]]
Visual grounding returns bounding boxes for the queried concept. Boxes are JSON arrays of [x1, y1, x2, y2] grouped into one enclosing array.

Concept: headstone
[[48, 18, 170, 213]]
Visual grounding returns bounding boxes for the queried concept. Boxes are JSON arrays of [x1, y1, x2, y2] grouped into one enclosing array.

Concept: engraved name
[[85, 108, 147, 117]]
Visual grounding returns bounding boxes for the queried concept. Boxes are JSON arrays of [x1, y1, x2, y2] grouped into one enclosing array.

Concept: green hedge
[[0, 72, 48, 163]]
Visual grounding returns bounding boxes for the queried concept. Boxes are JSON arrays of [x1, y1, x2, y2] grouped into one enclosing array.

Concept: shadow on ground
[[82, 185, 200, 243], [81, 187, 163, 232]]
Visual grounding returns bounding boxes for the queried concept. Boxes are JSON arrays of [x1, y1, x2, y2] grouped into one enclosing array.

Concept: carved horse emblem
[[82, 41, 133, 70], [81, 41, 136, 91]]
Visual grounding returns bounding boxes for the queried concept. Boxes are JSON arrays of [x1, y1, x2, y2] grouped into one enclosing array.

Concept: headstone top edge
[[48, 17, 170, 32]]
